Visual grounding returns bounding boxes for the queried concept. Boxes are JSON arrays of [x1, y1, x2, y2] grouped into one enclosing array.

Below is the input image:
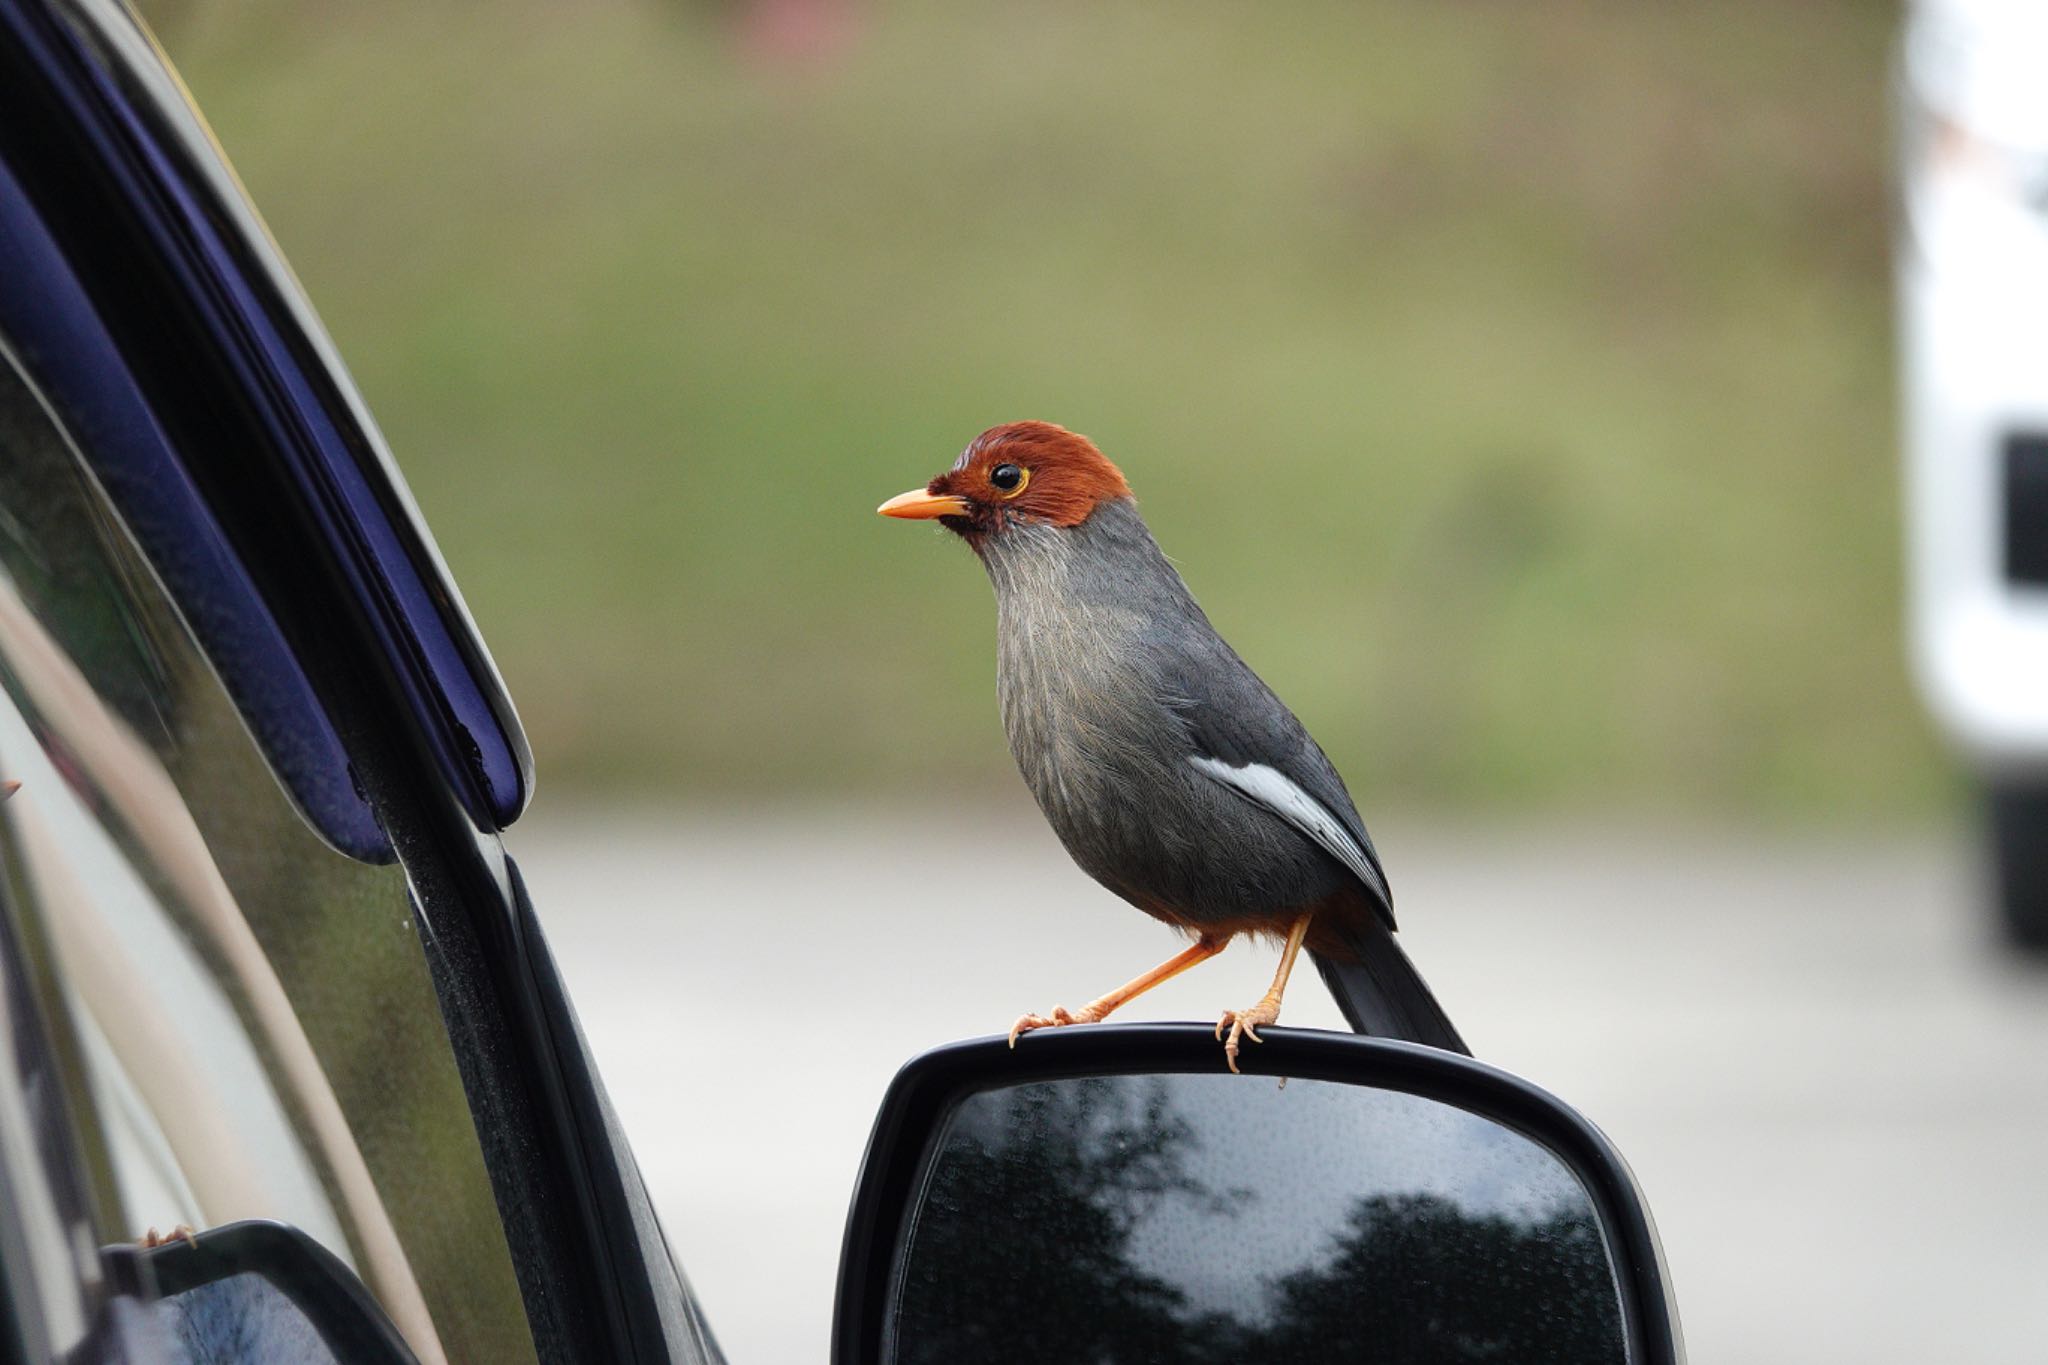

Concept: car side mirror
[[834, 1025, 1681, 1364], [102, 1220, 419, 1365]]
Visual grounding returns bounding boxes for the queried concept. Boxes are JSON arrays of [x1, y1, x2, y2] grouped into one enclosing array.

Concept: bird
[[878, 421, 1467, 1070]]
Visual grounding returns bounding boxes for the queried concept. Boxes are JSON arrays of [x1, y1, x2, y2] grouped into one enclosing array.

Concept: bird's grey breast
[[985, 521, 1174, 835]]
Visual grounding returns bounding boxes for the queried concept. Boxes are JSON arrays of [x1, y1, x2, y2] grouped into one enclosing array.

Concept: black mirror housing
[[103, 1220, 418, 1364], [834, 1025, 1681, 1365]]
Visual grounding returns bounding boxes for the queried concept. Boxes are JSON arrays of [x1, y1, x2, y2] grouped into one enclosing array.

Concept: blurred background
[[143, 1, 2048, 1361], [151, 0, 1928, 818]]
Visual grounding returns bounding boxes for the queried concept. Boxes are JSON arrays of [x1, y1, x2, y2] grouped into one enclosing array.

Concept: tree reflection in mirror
[[888, 1076, 1625, 1364]]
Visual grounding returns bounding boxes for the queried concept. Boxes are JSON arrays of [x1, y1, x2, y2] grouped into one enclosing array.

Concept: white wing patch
[[1187, 756, 1387, 900]]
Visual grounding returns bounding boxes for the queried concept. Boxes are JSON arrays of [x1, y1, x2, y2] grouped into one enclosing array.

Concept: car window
[[0, 346, 535, 1362]]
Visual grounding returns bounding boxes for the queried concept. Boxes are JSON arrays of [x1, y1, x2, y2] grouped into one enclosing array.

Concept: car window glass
[[0, 346, 535, 1363]]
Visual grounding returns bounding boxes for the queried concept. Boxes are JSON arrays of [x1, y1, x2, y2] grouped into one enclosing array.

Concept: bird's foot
[[1007, 1002, 1107, 1048], [1215, 997, 1282, 1074], [139, 1225, 197, 1250]]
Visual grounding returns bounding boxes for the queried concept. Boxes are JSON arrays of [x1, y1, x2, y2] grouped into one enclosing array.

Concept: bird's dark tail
[[1311, 918, 1470, 1056]]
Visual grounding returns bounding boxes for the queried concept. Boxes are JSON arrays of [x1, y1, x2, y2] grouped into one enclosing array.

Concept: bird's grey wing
[[1152, 627, 1395, 924]]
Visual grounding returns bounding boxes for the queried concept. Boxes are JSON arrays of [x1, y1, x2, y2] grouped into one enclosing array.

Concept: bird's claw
[[139, 1225, 197, 1250], [1008, 1003, 1101, 1048], [1215, 1000, 1281, 1074]]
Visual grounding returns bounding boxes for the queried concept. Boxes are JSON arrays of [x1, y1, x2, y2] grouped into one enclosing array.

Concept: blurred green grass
[[152, 0, 1945, 818]]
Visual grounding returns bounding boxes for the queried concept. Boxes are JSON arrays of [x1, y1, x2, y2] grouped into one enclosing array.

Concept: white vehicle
[[1899, 0, 2048, 944]]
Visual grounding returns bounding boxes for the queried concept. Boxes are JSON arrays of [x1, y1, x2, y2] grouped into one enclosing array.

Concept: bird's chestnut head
[[877, 421, 1131, 543]]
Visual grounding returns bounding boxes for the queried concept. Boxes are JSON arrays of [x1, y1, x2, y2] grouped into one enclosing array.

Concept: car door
[[0, 0, 719, 1360]]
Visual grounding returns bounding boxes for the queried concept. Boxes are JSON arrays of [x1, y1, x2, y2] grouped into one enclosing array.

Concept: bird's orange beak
[[877, 487, 971, 520]]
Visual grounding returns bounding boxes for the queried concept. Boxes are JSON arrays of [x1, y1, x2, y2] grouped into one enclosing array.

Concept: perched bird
[[879, 421, 1467, 1070]]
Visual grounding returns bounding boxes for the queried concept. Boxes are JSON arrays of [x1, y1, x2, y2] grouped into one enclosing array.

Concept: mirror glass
[[148, 1274, 343, 1365], [887, 1074, 1626, 1364]]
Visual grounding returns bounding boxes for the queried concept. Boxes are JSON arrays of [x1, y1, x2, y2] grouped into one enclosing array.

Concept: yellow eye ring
[[990, 463, 1030, 498]]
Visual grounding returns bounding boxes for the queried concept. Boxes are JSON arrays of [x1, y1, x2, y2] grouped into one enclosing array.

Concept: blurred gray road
[[513, 803, 2048, 1364]]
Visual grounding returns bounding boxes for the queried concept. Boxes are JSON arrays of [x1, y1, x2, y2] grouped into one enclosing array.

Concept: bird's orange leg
[[1216, 911, 1313, 1073], [1009, 936, 1228, 1047]]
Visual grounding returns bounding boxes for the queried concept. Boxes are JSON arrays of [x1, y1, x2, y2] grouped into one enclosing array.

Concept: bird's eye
[[990, 463, 1028, 496]]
